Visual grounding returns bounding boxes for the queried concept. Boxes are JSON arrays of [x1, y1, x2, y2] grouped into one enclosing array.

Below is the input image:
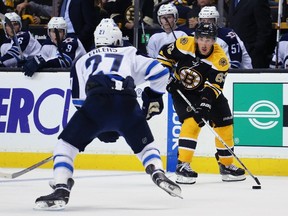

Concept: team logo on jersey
[[226, 31, 237, 39], [219, 57, 228, 67], [179, 67, 201, 89], [125, 6, 141, 22], [63, 37, 74, 43], [167, 43, 175, 54], [180, 38, 188, 45]]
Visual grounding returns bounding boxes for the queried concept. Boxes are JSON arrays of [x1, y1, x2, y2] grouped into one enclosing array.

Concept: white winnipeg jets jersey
[[147, 29, 187, 58], [71, 45, 169, 102], [0, 31, 41, 67], [270, 33, 288, 69]]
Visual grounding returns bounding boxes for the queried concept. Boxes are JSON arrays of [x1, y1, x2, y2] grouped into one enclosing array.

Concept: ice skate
[[215, 153, 246, 182], [218, 163, 246, 182], [175, 160, 198, 184], [34, 178, 74, 211], [146, 164, 183, 199]]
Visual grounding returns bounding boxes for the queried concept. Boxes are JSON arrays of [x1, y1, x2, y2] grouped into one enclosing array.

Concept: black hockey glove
[[23, 55, 46, 77], [142, 87, 164, 120], [166, 76, 181, 94], [17, 59, 27, 67], [194, 98, 212, 127], [98, 131, 120, 143]]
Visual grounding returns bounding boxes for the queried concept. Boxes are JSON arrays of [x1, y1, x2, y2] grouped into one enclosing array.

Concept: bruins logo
[[219, 57, 228, 67], [180, 38, 188, 45], [125, 6, 141, 22], [179, 67, 202, 89], [167, 43, 174, 55]]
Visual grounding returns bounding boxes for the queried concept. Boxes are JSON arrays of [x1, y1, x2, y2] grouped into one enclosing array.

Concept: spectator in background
[[270, 33, 288, 69], [22, 16, 86, 77], [0, 12, 41, 67], [197, 6, 252, 69], [227, 0, 272, 68], [94, 0, 109, 22], [0, 0, 7, 14], [146, 3, 188, 58], [59, 0, 99, 52], [16, 0, 52, 26], [103, 0, 135, 44]]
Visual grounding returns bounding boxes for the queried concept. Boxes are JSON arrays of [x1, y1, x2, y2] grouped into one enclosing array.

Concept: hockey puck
[[252, 185, 261, 189]]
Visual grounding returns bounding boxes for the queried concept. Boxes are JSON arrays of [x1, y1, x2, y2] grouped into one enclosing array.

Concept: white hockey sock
[[53, 139, 79, 185]]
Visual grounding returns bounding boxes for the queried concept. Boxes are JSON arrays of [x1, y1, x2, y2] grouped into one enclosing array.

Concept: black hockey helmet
[[195, 22, 217, 40]]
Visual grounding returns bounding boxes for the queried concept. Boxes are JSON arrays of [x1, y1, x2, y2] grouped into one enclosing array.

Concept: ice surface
[[0, 169, 287, 216]]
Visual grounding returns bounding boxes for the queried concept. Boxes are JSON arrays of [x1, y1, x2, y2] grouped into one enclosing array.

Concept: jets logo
[[226, 31, 237, 39]]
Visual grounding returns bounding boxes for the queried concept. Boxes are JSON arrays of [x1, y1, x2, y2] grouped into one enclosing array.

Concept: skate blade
[[159, 182, 183, 199], [176, 175, 196, 184], [33, 200, 66, 211], [221, 174, 246, 182]]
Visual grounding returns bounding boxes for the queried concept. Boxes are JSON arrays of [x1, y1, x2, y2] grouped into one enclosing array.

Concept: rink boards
[[0, 69, 288, 176]]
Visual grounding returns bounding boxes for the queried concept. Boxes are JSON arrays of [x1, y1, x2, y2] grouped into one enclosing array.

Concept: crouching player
[[34, 18, 182, 211]]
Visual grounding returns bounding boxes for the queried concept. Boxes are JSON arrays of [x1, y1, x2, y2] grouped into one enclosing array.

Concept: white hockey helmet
[[157, 3, 179, 25], [198, 6, 219, 23], [47, 17, 67, 38], [94, 18, 123, 47], [2, 12, 22, 38]]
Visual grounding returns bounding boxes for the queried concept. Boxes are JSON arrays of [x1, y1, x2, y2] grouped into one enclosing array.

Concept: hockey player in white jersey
[[22, 17, 86, 77], [198, 6, 252, 69], [34, 18, 182, 211], [270, 33, 288, 68], [146, 3, 188, 58], [0, 12, 41, 67]]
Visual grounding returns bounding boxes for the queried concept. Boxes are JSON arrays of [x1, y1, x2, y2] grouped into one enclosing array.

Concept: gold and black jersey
[[158, 36, 230, 100]]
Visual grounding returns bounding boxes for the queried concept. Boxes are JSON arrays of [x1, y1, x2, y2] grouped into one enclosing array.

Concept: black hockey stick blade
[[0, 156, 53, 179]]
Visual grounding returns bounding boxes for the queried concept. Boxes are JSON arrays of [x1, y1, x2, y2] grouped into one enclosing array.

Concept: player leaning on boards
[[22, 17, 86, 77], [34, 18, 182, 211], [158, 22, 246, 184], [0, 12, 41, 67]]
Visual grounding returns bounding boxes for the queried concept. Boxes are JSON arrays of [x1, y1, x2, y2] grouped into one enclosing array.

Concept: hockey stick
[[0, 156, 53, 179], [0, 13, 24, 60], [54, 28, 69, 66], [176, 89, 261, 186], [163, 17, 177, 40], [275, 0, 283, 68]]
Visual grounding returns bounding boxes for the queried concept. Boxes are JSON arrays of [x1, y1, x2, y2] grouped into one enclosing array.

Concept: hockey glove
[[98, 131, 120, 143], [17, 59, 27, 67], [166, 76, 181, 94], [23, 55, 46, 77], [142, 87, 164, 120], [194, 98, 212, 127]]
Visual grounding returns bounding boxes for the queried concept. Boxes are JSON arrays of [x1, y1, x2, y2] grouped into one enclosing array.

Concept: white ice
[[0, 169, 287, 216]]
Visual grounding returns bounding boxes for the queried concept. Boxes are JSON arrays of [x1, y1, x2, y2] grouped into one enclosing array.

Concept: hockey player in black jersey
[[33, 18, 182, 211], [158, 22, 246, 184]]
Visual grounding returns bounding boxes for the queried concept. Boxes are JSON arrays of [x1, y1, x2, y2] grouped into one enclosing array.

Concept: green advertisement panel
[[233, 83, 283, 147]]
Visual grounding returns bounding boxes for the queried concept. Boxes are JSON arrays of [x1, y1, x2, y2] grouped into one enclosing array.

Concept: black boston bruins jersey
[[158, 36, 230, 100]]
